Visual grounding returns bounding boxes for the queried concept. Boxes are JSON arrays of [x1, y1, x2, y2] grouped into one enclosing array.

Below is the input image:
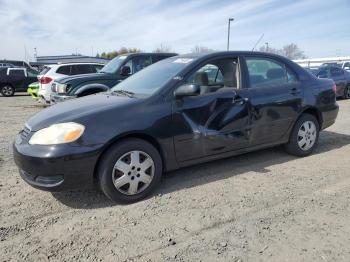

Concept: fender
[[75, 83, 109, 96]]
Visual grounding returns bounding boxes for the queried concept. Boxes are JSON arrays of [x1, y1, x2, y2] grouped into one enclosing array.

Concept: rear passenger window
[[56, 65, 71, 75], [246, 57, 297, 88], [9, 70, 25, 77], [71, 64, 93, 75]]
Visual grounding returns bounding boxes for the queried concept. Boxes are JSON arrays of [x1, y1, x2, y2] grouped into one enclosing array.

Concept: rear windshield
[[39, 67, 50, 75]]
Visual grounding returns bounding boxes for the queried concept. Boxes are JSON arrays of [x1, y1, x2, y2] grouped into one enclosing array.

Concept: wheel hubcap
[[2, 86, 13, 96], [297, 121, 317, 151], [112, 150, 155, 195]]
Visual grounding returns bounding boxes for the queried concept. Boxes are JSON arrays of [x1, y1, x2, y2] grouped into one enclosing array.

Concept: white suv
[[37, 63, 104, 103]]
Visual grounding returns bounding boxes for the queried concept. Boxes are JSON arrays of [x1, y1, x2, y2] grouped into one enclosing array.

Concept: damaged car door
[[172, 57, 251, 162]]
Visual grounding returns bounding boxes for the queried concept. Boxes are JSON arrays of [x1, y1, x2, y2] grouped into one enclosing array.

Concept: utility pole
[[34, 47, 37, 61], [227, 18, 234, 51], [265, 42, 269, 52]]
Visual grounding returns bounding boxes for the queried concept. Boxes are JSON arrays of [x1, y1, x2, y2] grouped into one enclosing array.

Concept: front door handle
[[233, 96, 249, 104]]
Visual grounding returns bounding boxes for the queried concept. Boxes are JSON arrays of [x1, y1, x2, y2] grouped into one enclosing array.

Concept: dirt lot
[[1, 94, 350, 262]]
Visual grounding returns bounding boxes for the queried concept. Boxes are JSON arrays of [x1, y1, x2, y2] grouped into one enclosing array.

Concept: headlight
[[29, 122, 85, 145], [56, 83, 67, 93]]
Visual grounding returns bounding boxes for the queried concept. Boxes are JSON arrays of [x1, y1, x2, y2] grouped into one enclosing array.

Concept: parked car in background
[[0, 60, 34, 69], [14, 51, 339, 203], [37, 63, 104, 104], [0, 67, 38, 96], [50, 52, 177, 104], [313, 66, 350, 99], [321, 61, 350, 72], [0, 62, 15, 68], [27, 82, 40, 101]]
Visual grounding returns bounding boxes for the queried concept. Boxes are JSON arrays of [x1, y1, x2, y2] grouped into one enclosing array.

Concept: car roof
[[45, 62, 104, 68], [119, 52, 178, 58], [176, 51, 289, 60]]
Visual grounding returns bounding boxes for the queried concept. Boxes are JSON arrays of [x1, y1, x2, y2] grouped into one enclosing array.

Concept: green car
[[27, 82, 39, 100]]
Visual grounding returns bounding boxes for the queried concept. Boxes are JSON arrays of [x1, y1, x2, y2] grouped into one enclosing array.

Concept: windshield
[[111, 57, 193, 96], [100, 55, 128, 74]]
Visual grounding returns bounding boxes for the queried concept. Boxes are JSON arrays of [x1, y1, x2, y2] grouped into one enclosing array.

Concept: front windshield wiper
[[111, 89, 135, 98]]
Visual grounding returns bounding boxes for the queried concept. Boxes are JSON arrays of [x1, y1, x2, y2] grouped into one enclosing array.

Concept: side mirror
[[174, 84, 200, 98], [344, 66, 350, 70], [120, 66, 131, 76]]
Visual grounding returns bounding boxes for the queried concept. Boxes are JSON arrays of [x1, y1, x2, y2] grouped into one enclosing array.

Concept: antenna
[[252, 33, 264, 51]]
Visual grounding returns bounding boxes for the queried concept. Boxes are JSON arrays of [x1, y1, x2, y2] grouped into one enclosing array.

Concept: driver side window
[[185, 58, 239, 95]]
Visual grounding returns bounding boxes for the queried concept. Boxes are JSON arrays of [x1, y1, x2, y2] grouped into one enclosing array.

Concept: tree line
[[97, 43, 306, 60]]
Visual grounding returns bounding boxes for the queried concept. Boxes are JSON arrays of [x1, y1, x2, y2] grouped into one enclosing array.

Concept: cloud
[[0, 0, 349, 60]]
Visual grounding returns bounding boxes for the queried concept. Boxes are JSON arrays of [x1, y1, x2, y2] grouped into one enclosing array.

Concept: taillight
[[39, 76, 53, 84], [332, 84, 336, 93]]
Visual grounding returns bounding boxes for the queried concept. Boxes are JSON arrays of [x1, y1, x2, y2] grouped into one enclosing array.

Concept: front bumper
[[13, 132, 102, 191], [50, 93, 77, 104], [38, 89, 51, 103]]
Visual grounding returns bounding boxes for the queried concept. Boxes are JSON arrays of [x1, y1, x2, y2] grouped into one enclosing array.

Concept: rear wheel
[[343, 85, 350, 99], [98, 138, 162, 203], [1, 85, 15, 97], [284, 114, 319, 157]]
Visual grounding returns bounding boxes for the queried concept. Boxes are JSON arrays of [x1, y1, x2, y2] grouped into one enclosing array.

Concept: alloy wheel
[[112, 150, 155, 195], [297, 121, 317, 151], [2, 86, 14, 96]]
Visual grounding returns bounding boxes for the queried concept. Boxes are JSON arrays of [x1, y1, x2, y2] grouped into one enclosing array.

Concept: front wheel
[[1, 85, 15, 97], [98, 138, 162, 203], [284, 114, 319, 157]]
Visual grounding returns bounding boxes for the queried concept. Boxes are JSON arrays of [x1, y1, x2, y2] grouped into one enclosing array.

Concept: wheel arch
[[75, 83, 109, 97], [93, 132, 166, 181], [299, 106, 323, 126]]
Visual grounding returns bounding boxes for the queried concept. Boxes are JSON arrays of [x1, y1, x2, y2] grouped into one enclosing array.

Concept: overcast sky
[[0, 0, 349, 61]]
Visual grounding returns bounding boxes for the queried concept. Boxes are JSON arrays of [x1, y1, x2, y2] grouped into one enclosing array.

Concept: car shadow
[[52, 130, 350, 209], [0, 93, 29, 97]]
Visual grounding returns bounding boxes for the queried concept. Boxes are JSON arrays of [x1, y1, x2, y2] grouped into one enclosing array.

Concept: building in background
[[30, 54, 109, 69]]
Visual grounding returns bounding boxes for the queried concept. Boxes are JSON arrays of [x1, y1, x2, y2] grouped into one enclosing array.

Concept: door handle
[[233, 96, 249, 104]]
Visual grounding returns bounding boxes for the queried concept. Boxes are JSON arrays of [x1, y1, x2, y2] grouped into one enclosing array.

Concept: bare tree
[[259, 43, 306, 59], [153, 43, 172, 53], [191, 45, 212, 53], [281, 43, 306, 59], [98, 47, 141, 59]]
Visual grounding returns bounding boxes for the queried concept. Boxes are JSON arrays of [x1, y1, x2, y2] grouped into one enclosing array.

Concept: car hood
[[57, 72, 116, 84], [26, 93, 137, 131]]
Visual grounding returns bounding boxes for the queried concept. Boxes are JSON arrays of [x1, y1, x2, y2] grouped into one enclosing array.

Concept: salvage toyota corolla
[[14, 51, 339, 203]]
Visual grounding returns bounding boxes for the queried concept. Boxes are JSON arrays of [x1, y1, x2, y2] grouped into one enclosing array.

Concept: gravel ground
[[1, 94, 350, 262]]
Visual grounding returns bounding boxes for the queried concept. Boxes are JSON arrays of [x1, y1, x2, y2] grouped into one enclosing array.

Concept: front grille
[[51, 83, 57, 92], [20, 125, 31, 140]]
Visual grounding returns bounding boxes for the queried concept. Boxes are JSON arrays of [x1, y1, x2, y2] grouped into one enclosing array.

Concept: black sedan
[[313, 66, 350, 99], [13, 52, 339, 203]]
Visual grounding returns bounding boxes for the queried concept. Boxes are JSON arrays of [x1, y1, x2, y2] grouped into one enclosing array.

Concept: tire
[[284, 113, 320, 157], [343, 85, 350, 99], [98, 138, 163, 203], [1, 85, 15, 97]]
